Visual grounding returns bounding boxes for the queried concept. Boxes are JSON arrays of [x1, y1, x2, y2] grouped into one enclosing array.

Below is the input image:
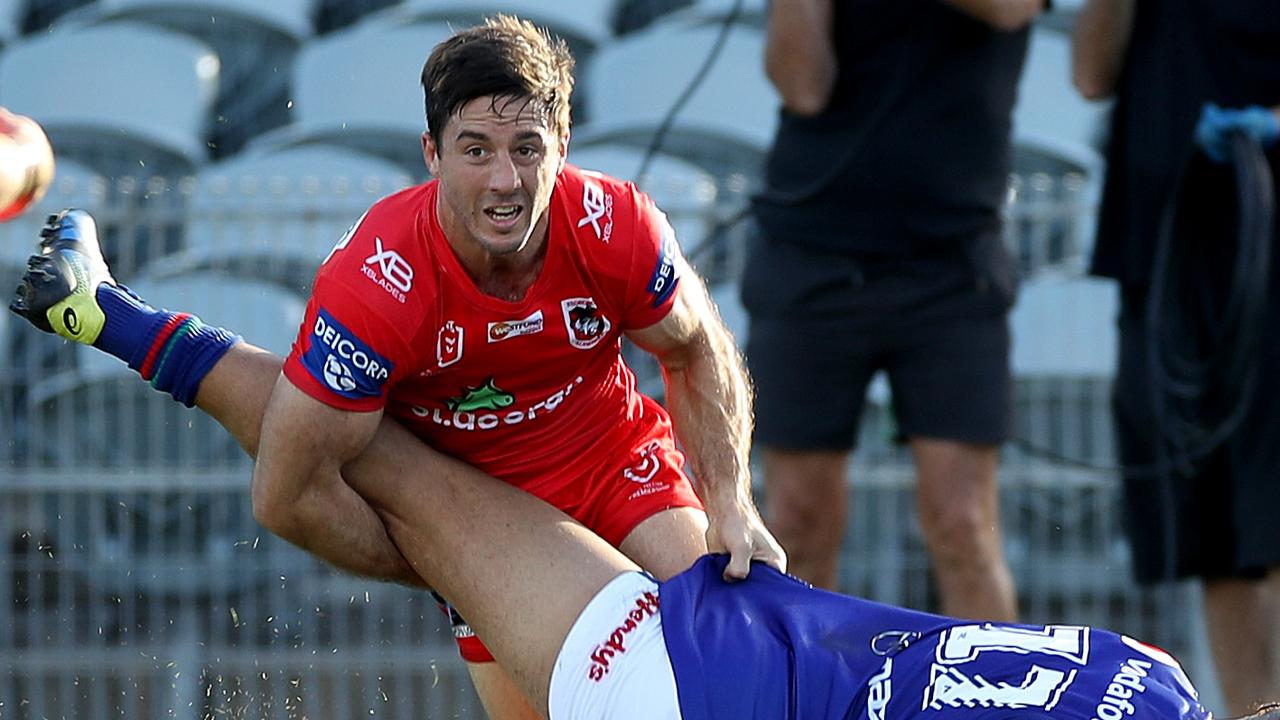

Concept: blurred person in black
[[744, 0, 1045, 621], [1073, 0, 1280, 714]]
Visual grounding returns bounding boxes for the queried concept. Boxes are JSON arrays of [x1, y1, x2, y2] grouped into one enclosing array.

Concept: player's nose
[[487, 152, 521, 194]]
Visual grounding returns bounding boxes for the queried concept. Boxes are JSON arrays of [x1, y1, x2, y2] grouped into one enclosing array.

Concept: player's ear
[[422, 131, 441, 177], [555, 129, 569, 173]]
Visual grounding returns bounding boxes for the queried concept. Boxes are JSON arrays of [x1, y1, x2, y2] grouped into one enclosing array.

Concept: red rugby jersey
[[282, 165, 684, 497]]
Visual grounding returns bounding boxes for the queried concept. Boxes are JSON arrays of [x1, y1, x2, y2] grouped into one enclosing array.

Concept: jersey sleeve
[[282, 208, 423, 412], [620, 187, 683, 330]]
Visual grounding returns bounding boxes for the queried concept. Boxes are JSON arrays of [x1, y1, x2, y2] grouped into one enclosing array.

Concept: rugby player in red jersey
[[10, 227, 1262, 718], [10, 16, 784, 719]]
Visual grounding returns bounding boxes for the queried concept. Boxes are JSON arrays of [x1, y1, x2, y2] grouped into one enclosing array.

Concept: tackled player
[[9, 210, 1275, 719]]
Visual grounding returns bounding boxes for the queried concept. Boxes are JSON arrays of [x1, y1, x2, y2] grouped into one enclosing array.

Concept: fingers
[[757, 535, 788, 574], [714, 525, 788, 582]]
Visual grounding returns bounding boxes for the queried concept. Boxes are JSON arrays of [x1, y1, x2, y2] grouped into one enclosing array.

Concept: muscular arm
[[940, 0, 1045, 31], [249, 372, 425, 587], [1071, 0, 1136, 100], [627, 260, 785, 579], [764, 0, 837, 116]]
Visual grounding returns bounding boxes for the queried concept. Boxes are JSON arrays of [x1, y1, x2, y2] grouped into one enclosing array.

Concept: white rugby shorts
[[548, 571, 682, 720]]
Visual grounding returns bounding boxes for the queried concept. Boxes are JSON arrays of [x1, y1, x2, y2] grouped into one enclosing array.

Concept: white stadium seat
[[1010, 270, 1118, 378], [661, 0, 768, 26], [0, 1, 21, 45], [0, 21, 219, 176], [249, 21, 454, 171], [576, 21, 776, 179], [568, 143, 718, 253], [365, 0, 619, 60], [92, 0, 316, 41], [56, 0, 315, 154], [145, 146, 415, 293], [29, 274, 302, 467]]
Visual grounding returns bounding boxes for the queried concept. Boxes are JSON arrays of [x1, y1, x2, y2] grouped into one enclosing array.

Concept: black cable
[[1010, 134, 1273, 488], [633, 0, 746, 183]]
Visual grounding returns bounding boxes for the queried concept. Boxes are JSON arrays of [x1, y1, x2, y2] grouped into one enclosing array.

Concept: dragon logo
[[446, 378, 515, 412], [561, 297, 612, 349]]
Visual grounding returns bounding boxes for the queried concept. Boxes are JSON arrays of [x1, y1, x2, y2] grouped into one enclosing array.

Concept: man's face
[[423, 95, 568, 258]]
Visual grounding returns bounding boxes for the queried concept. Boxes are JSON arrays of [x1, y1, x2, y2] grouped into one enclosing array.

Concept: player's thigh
[[619, 507, 708, 581], [548, 572, 680, 720], [468, 661, 543, 720], [886, 311, 1011, 445]]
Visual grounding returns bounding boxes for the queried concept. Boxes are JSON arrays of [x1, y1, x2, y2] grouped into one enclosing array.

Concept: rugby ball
[[0, 107, 55, 221]]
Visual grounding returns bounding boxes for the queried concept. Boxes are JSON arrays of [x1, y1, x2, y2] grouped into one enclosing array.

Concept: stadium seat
[[145, 146, 415, 294], [0, 1, 21, 44], [248, 21, 453, 172], [659, 0, 767, 27], [613, 0, 694, 35], [61, 0, 316, 155], [1010, 270, 1117, 378], [575, 21, 776, 181], [28, 273, 303, 466], [0, 22, 218, 177], [364, 0, 618, 62], [313, 0, 399, 34], [568, 143, 719, 255]]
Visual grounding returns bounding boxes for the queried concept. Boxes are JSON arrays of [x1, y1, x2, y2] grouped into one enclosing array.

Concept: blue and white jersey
[[659, 555, 1210, 720]]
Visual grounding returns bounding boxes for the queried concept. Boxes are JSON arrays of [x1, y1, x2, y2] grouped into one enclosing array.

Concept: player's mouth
[[484, 204, 523, 230]]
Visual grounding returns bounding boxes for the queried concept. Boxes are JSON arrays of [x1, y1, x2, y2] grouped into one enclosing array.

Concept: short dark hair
[[420, 14, 575, 144]]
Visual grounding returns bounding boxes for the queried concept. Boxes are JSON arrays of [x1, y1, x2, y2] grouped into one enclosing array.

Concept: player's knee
[[919, 503, 999, 560], [250, 472, 292, 535], [768, 491, 844, 541]]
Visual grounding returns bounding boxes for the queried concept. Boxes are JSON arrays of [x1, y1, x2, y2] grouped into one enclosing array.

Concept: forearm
[[765, 0, 836, 116], [660, 329, 754, 508], [1071, 0, 1136, 100], [940, 0, 1045, 31]]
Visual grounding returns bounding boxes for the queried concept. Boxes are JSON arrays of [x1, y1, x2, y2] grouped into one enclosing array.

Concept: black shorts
[[1114, 287, 1280, 584], [741, 233, 1015, 451]]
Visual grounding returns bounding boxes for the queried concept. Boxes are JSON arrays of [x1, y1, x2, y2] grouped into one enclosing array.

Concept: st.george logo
[[561, 297, 611, 350]]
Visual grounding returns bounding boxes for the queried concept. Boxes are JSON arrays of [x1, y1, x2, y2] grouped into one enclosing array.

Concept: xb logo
[[578, 181, 608, 239], [365, 237, 414, 293]]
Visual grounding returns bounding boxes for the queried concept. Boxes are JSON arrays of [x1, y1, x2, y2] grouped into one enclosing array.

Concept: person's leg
[[9, 210, 606, 719], [1203, 571, 1280, 716], [468, 666, 544, 720], [618, 506, 709, 580], [761, 449, 850, 590], [885, 251, 1016, 621], [345, 417, 638, 715], [911, 438, 1017, 621]]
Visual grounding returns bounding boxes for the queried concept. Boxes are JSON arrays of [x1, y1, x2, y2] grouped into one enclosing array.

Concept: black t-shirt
[[1090, 0, 1280, 286], [751, 0, 1029, 254]]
